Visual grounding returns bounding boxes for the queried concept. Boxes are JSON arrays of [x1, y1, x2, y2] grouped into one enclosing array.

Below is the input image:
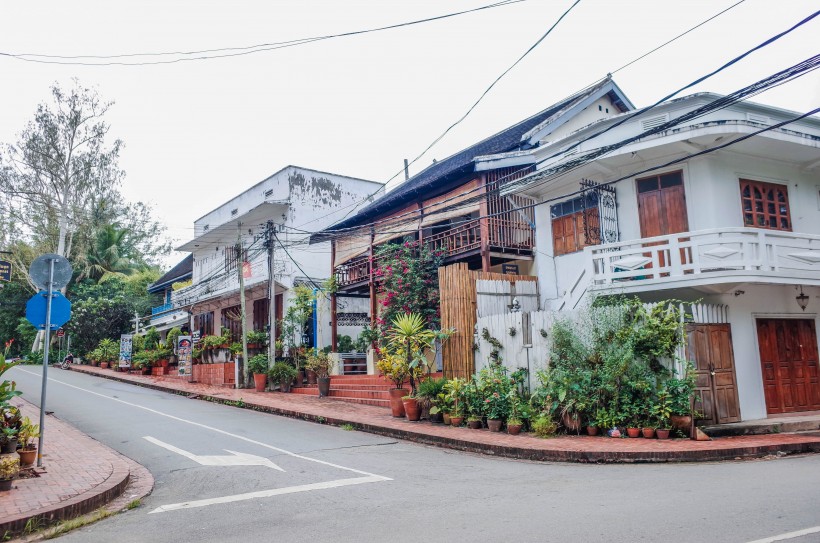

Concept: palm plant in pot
[[268, 362, 297, 393], [385, 313, 437, 422], [417, 377, 446, 422], [247, 353, 269, 392]]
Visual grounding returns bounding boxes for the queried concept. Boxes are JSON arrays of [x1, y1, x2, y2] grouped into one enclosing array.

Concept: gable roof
[[312, 77, 632, 240], [147, 254, 193, 293]]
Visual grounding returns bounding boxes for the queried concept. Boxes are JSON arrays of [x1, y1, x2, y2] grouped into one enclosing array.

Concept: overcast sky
[[1, 0, 817, 268]]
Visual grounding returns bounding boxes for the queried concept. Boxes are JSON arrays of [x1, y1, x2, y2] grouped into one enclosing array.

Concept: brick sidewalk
[[71, 365, 820, 464], [0, 398, 153, 537]]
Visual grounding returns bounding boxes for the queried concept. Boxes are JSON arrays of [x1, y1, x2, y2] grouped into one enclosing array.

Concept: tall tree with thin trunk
[[0, 80, 123, 259]]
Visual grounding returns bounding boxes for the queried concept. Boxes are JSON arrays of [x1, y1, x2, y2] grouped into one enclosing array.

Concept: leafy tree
[[77, 225, 139, 282], [66, 294, 133, 355]]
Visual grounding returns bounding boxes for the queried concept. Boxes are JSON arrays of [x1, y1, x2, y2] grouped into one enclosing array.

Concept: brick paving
[[0, 398, 153, 537], [72, 365, 820, 464]]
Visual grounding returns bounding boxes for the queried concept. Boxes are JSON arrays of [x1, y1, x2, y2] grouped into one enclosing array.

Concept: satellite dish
[[29, 254, 73, 291]]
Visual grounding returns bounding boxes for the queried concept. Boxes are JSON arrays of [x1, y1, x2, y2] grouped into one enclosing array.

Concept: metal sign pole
[[37, 258, 55, 468]]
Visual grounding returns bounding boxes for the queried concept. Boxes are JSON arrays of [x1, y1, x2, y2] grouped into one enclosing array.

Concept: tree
[[0, 80, 123, 259], [76, 225, 139, 282]]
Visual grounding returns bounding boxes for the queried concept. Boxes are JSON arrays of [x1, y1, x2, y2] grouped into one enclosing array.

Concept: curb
[[72, 366, 820, 464]]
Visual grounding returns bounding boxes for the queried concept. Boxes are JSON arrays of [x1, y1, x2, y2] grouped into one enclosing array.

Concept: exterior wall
[[547, 95, 622, 144]]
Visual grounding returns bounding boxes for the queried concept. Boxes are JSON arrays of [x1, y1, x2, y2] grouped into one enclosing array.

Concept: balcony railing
[[335, 217, 535, 289], [587, 227, 820, 289], [151, 302, 173, 315]]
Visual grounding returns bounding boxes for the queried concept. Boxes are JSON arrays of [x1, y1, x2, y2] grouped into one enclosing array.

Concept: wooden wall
[[438, 262, 537, 379]]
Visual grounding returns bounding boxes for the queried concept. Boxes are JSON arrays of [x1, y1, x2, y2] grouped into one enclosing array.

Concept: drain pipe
[[312, 288, 319, 354]]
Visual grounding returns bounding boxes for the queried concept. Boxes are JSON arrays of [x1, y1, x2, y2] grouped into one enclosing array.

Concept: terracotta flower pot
[[626, 427, 641, 438], [253, 373, 267, 392], [487, 419, 502, 432], [642, 427, 656, 439], [671, 415, 692, 431], [507, 424, 523, 436], [100, 362, 109, 369], [17, 448, 36, 467], [467, 419, 482, 429], [586, 426, 599, 436], [656, 428, 671, 440], [0, 478, 13, 492], [450, 416, 464, 427], [306, 370, 317, 385], [442, 413, 452, 426], [280, 379, 292, 393], [389, 388, 408, 418], [403, 397, 421, 421]]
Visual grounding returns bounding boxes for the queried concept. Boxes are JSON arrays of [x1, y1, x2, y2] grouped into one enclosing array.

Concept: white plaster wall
[[547, 95, 621, 144], [706, 284, 820, 421]]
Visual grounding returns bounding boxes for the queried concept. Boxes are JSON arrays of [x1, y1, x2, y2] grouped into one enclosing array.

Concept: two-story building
[[499, 93, 820, 424], [168, 166, 382, 354], [316, 77, 634, 352]]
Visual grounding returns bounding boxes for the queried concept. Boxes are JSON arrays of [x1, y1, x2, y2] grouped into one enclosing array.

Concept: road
[[8, 366, 820, 543]]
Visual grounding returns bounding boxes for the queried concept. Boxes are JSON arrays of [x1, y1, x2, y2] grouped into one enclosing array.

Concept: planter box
[[151, 366, 164, 376]]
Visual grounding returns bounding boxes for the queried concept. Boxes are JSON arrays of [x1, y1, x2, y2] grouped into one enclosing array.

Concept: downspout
[[312, 288, 319, 355]]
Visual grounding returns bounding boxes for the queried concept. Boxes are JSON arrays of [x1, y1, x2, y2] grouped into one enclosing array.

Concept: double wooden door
[[756, 319, 820, 414], [637, 171, 690, 273], [686, 324, 741, 425]]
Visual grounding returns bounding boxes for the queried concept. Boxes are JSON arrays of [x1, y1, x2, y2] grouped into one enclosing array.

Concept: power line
[[1, 0, 527, 66], [301, 0, 758, 230]]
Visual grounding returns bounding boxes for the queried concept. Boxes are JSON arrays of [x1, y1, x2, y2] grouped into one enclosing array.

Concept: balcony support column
[[369, 227, 377, 328], [479, 173, 491, 272], [330, 240, 338, 352]]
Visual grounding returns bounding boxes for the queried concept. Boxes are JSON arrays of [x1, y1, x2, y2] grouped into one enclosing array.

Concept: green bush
[[533, 415, 558, 438], [247, 354, 269, 375], [268, 361, 297, 382]]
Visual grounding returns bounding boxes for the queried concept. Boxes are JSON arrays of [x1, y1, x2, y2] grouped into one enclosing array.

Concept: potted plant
[[247, 354, 269, 392], [1, 406, 21, 454], [667, 364, 697, 433], [507, 391, 524, 435], [443, 378, 466, 426], [416, 377, 446, 422], [306, 351, 334, 397], [269, 362, 297, 393], [376, 353, 410, 418], [16, 417, 39, 467], [246, 330, 268, 350], [0, 454, 20, 491], [653, 389, 673, 439]]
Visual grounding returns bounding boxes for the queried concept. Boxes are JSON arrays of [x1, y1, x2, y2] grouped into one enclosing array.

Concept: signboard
[[25, 291, 72, 330], [177, 336, 192, 377], [242, 261, 252, 278], [56, 328, 65, 338], [0, 260, 11, 282], [501, 263, 519, 275], [192, 330, 201, 342], [119, 334, 133, 369]]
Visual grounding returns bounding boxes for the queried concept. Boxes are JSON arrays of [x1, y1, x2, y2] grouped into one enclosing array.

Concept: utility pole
[[265, 220, 276, 369], [133, 311, 140, 335], [236, 228, 248, 389]]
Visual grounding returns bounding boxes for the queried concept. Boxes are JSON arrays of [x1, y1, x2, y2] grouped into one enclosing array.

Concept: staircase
[[291, 373, 444, 408], [291, 375, 394, 408]]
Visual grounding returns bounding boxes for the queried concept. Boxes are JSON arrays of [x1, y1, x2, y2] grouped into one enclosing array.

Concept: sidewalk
[[0, 399, 153, 537], [71, 365, 820, 464]]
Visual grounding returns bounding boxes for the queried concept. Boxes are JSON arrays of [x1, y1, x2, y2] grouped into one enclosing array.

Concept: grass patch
[[126, 499, 141, 510], [340, 424, 355, 431], [43, 508, 113, 540]]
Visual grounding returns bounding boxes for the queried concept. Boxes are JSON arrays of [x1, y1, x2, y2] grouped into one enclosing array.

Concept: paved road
[[9, 366, 820, 543]]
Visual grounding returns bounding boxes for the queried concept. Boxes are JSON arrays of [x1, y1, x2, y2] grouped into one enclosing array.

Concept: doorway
[[686, 324, 741, 424], [756, 318, 820, 415]]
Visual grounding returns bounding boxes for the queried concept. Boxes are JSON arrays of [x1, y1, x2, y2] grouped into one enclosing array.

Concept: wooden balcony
[[334, 217, 534, 290]]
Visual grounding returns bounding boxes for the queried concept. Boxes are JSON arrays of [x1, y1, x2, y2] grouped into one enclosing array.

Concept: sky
[[1, 0, 817, 269]]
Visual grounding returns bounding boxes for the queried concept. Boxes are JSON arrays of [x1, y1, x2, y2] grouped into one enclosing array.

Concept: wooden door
[[687, 324, 741, 424], [637, 171, 690, 274], [756, 319, 820, 414]]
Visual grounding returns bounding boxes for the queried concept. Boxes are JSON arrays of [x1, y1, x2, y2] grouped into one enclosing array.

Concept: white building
[[170, 166, 381, 352], [481, 93, 820, 423]]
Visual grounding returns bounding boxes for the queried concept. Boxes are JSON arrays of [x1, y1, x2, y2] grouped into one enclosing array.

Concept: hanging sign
[[119, 334, 133, 369], [177, 336, 193, 377], [0, 260, 11, 282], [242, 261, 252, 278]]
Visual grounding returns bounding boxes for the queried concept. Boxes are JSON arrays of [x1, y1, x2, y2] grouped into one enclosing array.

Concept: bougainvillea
[[373, 240, 444, 342]]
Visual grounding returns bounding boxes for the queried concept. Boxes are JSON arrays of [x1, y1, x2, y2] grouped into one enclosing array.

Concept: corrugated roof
[[147, 254, 193, 293], [314, 78, 624, 239]]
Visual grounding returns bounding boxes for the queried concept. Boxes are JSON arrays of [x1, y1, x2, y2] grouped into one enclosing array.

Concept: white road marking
[[143, 436, 285, 471], [148, 475, 385, 514], [746, 526, 820, 543], [15, 368, 392, 481]]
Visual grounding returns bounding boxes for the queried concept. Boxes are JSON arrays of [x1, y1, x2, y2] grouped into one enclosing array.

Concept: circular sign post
[[28, 254, 73, 468]]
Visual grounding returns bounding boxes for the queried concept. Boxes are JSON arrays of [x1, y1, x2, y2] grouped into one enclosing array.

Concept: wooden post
[[369, 227, 377, 327], [330, 240, 338, 352], [479, 174, 491, 272]]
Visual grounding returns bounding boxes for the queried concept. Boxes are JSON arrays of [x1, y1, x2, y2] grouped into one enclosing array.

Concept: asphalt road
[[8, 365, 820, 543]]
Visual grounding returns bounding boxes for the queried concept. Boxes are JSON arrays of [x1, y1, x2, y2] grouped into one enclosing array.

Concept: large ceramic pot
[[253, 373, 267, 392], [18, 448, 36, 467], [642, 427, 656, 439], [450, 416, 464, 427], [388, 388, 408, 418], [586, 426, 599, 436], [507, 423, 523, 436], [487, 419, 503, 432], [442, 413, 452, 426], [671, 415, 692, 431], [0, 478, 13, 492], [467, 418, 482, 430], [317, 376, 331, 398], [306, 370, 317, 385], [280, 379, 292, 393], [403, 397, 421, 421], [656, 428, 671, 440], [1, 438, 18, 454], [626, 427, 641, 438]]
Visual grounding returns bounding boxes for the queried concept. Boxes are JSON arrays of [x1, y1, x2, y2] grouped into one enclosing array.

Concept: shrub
[[533, 415, 558, 438], [247, 354, 269, 375]]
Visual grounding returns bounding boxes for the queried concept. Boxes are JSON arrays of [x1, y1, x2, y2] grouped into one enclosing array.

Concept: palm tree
[[77, 225, 139, 282], [386, 313, 436, 395]]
